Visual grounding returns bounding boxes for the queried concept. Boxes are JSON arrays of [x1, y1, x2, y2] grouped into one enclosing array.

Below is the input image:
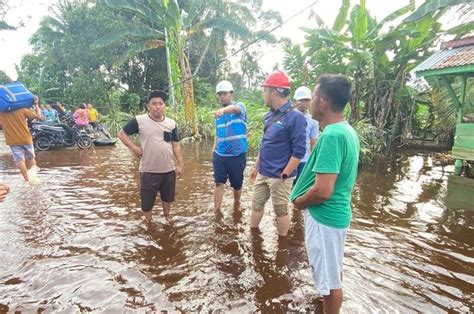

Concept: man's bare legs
[[323, 288, 343, 314], [17, 158, 38, 182], [215, 183, 243, 212], [26, 158, 37, 169], [276, 214, 290, 237], [250, 209, 264, 229], [143, 210, 153, 224], [162, 201, 171, 217], [17, 159, 29, 182], [233, 188, 242, 209], [213, 183, 224, 212], [142, 201, 172, 225], [251, 210, 290, 237]]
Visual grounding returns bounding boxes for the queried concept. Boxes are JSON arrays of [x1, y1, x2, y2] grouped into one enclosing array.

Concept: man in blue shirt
[[43, 104, 59, 124], [250, 71, 307, 237], [212, 80, 248, 214]]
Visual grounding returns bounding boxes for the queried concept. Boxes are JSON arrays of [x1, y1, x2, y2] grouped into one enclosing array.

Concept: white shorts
[[304, 209, 348, 296]]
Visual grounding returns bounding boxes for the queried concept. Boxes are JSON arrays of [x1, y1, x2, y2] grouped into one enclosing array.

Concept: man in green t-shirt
[[290, 74, 360, 314]]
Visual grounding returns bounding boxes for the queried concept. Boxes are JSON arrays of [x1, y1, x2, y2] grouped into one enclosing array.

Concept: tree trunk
[[349, 69, 362, 123], [373, 66, 407, 155], [179, 53, 198, 136]]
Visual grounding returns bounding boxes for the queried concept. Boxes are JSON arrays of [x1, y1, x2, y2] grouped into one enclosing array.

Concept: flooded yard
[[0, 138, 472, 312]]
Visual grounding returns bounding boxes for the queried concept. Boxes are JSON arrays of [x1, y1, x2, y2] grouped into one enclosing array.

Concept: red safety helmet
[[262, 71, 291, 89]]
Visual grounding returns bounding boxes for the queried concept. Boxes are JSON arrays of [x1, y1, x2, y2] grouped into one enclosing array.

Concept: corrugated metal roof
[[413, 45, 474, 74]]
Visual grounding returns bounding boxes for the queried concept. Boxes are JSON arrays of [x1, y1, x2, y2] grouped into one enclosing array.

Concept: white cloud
[[0, 0, 55, 79]]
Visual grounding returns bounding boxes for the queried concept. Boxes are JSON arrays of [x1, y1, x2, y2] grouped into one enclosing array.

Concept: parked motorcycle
[[31, 122, 93, 151]]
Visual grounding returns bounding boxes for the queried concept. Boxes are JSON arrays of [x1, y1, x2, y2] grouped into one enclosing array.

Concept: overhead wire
[[164, 0, 319, 92]]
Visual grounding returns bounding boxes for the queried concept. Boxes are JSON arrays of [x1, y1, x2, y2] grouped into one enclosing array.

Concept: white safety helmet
[[216, 80, 234, 93], [294, 86, 312, 101]]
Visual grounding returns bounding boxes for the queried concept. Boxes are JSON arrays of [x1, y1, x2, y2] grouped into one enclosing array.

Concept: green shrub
[[351, 119, 380, 165]]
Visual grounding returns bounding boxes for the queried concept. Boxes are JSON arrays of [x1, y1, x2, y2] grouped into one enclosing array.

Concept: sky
[[0, 0, 418, 79]]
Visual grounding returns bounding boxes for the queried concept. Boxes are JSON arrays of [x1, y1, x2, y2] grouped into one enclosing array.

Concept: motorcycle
[[31, 121, 93, 151]]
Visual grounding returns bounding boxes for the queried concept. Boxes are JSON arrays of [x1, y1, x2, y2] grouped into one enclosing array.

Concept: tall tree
[[17, 0, 131, 106]]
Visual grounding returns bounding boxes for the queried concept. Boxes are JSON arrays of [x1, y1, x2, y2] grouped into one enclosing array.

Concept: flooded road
[[0, 139, 473, 312]]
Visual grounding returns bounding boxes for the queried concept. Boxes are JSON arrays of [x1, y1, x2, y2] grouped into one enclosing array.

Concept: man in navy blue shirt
[[250, 71, 307, 237]]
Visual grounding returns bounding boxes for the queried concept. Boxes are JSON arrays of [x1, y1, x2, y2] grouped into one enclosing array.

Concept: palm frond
[[104, 0, 162, 26], [114, 40, 165, 67], [332, 0, 350, 32], [349, 2, 368, 43], [404, 0, 473, 22], [188, 17, 251, 38], [92, 26, 163, 49]]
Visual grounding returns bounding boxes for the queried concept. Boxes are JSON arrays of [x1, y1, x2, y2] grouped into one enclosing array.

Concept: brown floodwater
[[0, 137, 473, 312]]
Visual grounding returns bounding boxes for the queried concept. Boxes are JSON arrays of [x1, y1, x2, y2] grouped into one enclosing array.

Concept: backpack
[[0, 82, 35, 113]]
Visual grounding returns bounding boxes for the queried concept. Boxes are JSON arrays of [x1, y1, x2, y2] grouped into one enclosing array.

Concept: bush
[[102, 91, 133, 136], [351, 119, 380, 165]]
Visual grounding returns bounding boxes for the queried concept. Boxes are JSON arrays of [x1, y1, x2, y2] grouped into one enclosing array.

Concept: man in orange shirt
[[0, 97, 43, 182]]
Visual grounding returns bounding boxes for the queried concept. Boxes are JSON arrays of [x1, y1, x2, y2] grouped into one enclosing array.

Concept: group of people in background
[[39, 101, 99, 128], [72, 103, 99, 128], [0, 70, 359, 313], [0, 99, 101, 195], [116, 71, 359, 314]]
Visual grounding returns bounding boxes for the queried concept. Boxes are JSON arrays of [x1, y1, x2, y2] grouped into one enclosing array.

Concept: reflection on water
[[0, 139, 473, 312]]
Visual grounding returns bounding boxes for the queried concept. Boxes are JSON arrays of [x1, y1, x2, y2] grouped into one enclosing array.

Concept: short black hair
[[316, 74, 351, 112], [79, 104, 86, 109], [148, 90, 168, 102]]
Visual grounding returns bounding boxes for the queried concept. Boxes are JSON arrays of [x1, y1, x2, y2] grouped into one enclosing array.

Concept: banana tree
[[299, 0, 474, 155], [302, 0, 417, 123]]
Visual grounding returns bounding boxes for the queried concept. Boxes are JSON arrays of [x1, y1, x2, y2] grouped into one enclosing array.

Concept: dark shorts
[[140, 171, 176, 211], [212, 152, 246, 190]]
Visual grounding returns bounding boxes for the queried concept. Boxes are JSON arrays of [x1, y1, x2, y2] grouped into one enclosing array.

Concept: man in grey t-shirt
[[118, 90, 184, 224]]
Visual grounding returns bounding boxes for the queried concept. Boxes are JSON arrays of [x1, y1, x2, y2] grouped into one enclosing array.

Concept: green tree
[[94, 0, 259, 135], [287, 0, 473, 157], [17, 0, 130, 107], [0, 70, 11, 82]]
